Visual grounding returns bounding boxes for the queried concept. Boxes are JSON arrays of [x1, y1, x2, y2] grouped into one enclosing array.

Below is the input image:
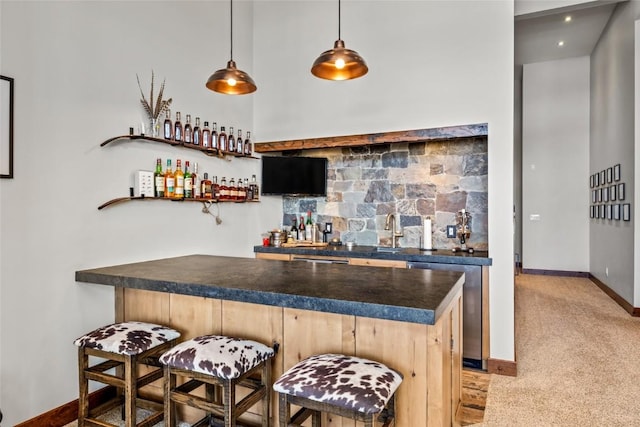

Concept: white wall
[[591, 0, 640, 305], [0, 0, 515, 423], [0, 1, 279, 424], [522, 57, 590, 272], [252, 0, 515, 362]]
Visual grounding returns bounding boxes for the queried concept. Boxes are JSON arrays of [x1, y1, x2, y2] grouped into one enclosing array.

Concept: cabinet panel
[[255, 252, 291, 261], [348, 258, 407, 268]]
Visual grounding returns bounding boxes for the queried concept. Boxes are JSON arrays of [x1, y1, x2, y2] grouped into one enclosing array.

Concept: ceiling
[[515, 0, 625, 75]]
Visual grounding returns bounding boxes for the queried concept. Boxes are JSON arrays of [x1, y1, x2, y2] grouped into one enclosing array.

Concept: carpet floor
[[481, 274, 640, 426]]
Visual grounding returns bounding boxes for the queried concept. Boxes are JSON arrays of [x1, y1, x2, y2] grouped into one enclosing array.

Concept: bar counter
[[76, 254, 464, 426]]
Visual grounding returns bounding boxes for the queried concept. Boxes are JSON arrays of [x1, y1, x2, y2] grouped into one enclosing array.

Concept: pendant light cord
[[230, 0, 234, 61], [338, 0, 341, 40]]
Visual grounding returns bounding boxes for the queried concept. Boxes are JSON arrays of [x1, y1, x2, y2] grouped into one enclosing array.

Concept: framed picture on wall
[[618, 183, 625, 200], [594, 205, 599, 219], [607, 204, 612, 220], [0, 75, 14, 179], [600, 170, 606, 185], [614, 164, 621, 181], [614, 204, 621, 220], [590, 205, 594, 218], [595, 173, 599, 187], [590, 175, 595, 188], [607, 167, 613, 183], [603, 187, 609, 202], [610, 185, 617, 201], [600, 204, 606, 219], [623, 203, 631, 221], [591, 190, 596, 203]]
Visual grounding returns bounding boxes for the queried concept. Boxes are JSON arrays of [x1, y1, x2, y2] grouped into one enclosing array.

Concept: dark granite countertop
[[254, 245, 492, 266], [75, 254, 464, 325]]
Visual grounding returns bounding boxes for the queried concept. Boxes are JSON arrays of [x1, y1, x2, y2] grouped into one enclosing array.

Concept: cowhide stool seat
[[159, 334, 275, 427], [273, 353, 403, 427], [74, 321, 181, 427]]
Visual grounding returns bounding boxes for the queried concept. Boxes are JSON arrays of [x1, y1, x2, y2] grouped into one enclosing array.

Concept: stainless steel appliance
[[407, 261, 484, 370]]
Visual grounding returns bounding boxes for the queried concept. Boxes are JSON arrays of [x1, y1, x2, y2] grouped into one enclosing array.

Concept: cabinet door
[[348, 258, 407, 268], [255, 252, 291, 261]]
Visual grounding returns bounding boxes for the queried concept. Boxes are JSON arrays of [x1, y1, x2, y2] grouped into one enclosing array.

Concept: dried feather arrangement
[[136, 71, 172, 120]]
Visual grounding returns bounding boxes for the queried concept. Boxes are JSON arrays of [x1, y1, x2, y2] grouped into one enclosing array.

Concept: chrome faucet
[[384, 213, 404, 248]]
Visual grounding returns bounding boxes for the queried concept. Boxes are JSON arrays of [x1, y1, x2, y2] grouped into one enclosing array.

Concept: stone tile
[[357, 203, 377, 218], [376, 203, 396, 215], [409, 142, 426, 155], [283, 197, 299, 213], [400, 215, 422, 227], [343, 191, 366, 204], [391, 183, 405, 200], [416, 199, 436, 216], [467, 192, 488, 214], [397, 199, 417, 216], [348, 219, 367, 232], [362, 168, 388, 180], [370, 143, 391, 154], [407, 183, 437, 199], [463, 153, 488, 176], [337, 167, 361, 181], [365, 181, 395, 203], [436, 191, 468, 213], [333, 180, 353, 192], [299, 199, 317, 213], [430, 163, 444, 175], [382, 151, 408, 168], [354, 230, 378, 246], [459, 175, 488, 192]]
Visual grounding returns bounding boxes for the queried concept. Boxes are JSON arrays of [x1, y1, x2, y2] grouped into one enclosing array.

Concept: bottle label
[[185, 178, 193, 191], [155, 176, 164, 188], [166, 177, 175, 193]]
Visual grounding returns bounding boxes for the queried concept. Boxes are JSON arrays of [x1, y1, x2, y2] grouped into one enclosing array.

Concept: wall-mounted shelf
[[254, 123, 488, 153], [98, 196, 258, 210], [101, 135, 257, 159]]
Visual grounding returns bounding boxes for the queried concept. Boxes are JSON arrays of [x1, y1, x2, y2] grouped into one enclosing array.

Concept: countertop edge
[[254, 245, 492, 266], [75, 267, 451, 325]]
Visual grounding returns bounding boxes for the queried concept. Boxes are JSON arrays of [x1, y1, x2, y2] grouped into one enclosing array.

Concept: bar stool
[[74, 321, 181, 427], [273, 353, 403, 427], [159, 334, 275, 427]]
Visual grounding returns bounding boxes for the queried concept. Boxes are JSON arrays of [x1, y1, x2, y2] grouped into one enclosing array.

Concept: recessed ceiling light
[[564, 16, 572, 23], [558, 41, 565, 47]]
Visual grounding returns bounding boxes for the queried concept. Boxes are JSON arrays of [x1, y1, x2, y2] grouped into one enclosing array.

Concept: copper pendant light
[[311, 0, 368, 81], [206, 0, 256, 95]]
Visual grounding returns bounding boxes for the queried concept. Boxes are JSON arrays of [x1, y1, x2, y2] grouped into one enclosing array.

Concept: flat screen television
[[261, 156, 328, 196]]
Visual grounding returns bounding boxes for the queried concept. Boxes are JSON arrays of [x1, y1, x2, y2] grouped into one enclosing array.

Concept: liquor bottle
[[154, 158, 165, 197], [229, 177, 237, 200], [193, 117, 202, 146], [163, 109, 173, 140], [164, 159, 175, 198], [174, 159, 184, 198], [228, 126, 235, 153], [202, 121, 211, 148], [305, 211, 313, 240], [184, 161, 193, 198], [298, 216, 306, 241], [246, 177, 254, 200], [236, 129, 244, 155], [211, 122, 219, 150], [174, 112, 183, 142], [213, 176, 220, 200], [193, 162, 201, 198], [219, 177, 229, 200], [184, 114, 193, 144], [237, 177, 246, 201], [244, 131, 252, 156], [291, 218, 299, 240], [201, 172, 212, 199], [219, 126, 227, 152], [250, 174, 259, 201], [243, 178, 250, 200]]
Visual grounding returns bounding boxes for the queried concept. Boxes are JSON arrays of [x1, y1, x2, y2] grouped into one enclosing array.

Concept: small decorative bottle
[[163, 109, 173, 140], [184, 114, 193, 144], [218, 126, 227, 152], [174, 112, 183, 142], [236, 129, 244, 155], [193, 117, 202, 146], [243, 131, 252, 156], [202, 121, 211, 148], [228, 126, 236, 153], [211, 122, 219, 150]]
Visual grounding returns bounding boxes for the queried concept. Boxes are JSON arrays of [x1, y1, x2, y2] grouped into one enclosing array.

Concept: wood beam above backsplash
[[254, 123, 488, 153]]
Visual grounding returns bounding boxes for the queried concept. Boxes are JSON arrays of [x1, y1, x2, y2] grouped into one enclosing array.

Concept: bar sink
[[375, 246, 403, 253]]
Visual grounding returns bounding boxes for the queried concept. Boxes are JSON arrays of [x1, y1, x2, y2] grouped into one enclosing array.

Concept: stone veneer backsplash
[[282, 137, 488, 250]]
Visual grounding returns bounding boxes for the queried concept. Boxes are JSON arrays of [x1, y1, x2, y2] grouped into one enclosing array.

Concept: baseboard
[[15, 386, 116, 427], [521, 269, 589, 278], [589, 274, 640, 317], [487, 358, 517, 377]]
